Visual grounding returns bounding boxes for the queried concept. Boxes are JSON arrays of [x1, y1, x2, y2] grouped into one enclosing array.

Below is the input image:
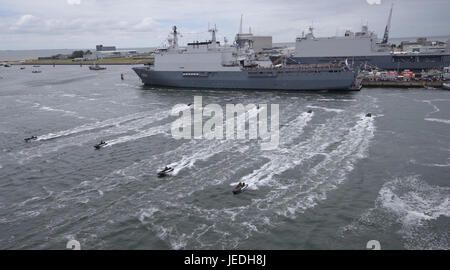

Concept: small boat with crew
[[94, 140, 108, 149], [24, 136, 38, 142], [157, 166, 174, 177], [232, 182, 248, 195]]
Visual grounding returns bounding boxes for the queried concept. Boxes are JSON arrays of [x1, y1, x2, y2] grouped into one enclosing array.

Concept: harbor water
[[0, 65, 449, 249]]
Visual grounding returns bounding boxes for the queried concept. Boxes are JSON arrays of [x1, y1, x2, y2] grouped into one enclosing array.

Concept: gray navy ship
[[133, 26, 358, 91], [286, 4, 450, 71]]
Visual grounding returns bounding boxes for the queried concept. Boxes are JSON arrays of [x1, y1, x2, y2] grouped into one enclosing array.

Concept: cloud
[[16, 14, 39, 26], [67, 0, 81, 5], [0, 0, 448, 50], [133, 17, 158, 31], [366, 0, 381, 5], [8, 15, 161, 35]]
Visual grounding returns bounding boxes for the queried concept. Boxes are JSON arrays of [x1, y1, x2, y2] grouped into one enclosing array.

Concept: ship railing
[[243, 63, 346, 72]]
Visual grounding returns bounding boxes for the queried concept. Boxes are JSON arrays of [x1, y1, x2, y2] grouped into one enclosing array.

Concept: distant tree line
[[69, 50, 92, 59], [46, 50, 93, 60]]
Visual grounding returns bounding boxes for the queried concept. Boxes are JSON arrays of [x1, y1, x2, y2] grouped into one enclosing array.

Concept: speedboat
[[94, 141, 108, 149], [24, 136, 38, 142], [232, 183, 248, 195], [157, 167, 174, 177], [32, 70, 42, 73], [443, 83, 450, 90]]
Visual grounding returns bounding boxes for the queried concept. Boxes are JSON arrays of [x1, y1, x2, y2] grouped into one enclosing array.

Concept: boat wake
[[2, 95, 380, 250], [424, 118, 450, 125], [10, 109, 172, 164], [342, 175, 450, 250], [105, 123, 171, 147], [37, 110, 168, 141], [307, 105, 344, 113], [137, 106, 376, 249]]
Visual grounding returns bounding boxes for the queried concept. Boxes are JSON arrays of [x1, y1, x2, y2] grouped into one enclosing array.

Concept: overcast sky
[[0, 0, 449, 50]]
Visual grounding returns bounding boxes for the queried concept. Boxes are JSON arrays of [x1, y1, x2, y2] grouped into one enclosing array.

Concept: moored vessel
[[133, 26, 358, 91], [285, 4, 450, 71]]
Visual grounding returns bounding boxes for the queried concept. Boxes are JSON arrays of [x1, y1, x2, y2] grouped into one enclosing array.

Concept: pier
[[362, 80, 443, 88]]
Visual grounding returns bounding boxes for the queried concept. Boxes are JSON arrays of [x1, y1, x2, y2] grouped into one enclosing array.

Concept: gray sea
[[0, 65, 449, 250]]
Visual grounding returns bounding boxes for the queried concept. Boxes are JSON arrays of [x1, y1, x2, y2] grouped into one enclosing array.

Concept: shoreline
[[3, 57, 154, 66], [13, 62, 150, 66]]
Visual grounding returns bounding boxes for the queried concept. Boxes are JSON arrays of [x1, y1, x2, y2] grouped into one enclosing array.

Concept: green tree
[[71, 50, 84, 59]]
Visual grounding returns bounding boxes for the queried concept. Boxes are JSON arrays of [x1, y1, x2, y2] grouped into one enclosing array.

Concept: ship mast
[[239, 14, 243, 34], [382, 3, 394, 44], [172, 26, 179, 49], [209, 25, 218, 48]]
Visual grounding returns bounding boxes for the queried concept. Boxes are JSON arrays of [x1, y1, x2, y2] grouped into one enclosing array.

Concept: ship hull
[[133, 68, 357, 91], [285, 54, 450, 71]]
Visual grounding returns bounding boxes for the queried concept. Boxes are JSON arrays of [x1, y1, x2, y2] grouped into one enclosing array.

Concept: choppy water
[[0, 65, 449, 250]]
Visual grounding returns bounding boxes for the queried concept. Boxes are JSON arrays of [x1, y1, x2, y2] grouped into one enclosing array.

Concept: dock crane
[[382, 3, 394, 44]]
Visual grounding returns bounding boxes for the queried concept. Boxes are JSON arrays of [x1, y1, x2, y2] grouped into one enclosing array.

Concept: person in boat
[[25, 136, 37, 142]]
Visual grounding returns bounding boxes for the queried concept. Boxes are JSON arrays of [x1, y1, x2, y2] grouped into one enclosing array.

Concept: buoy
[[121, 73, 124, 80]]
